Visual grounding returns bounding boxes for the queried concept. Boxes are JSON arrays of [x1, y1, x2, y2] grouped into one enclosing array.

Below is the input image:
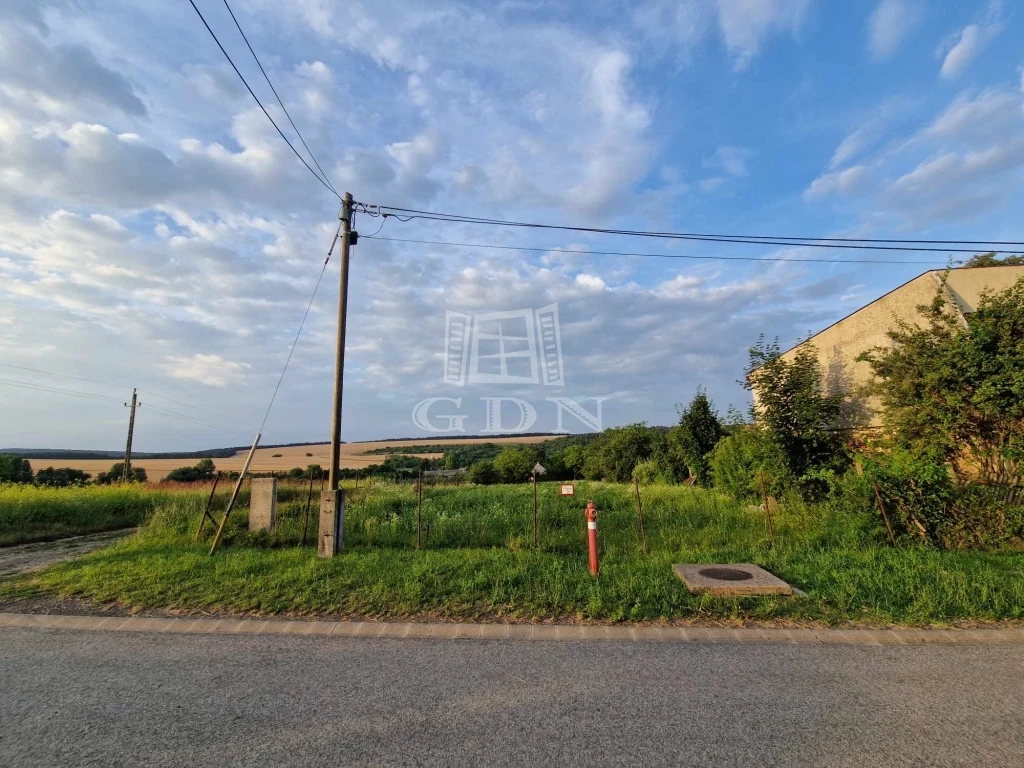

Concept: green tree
[[745, 336, 847, 479], [560, 445, 585, 479], [858, 275, 1024, 484], [669, 388, 724, 486], [468, 459, 499, 485], [306, 464, 323, 479], [97, 463, 147, 484], [961, 252, 1024, 268], [34, 467, 90, 487], [0, 454, 33, 484], [493, 447, 536, 483], [583, 423, 667, 482]]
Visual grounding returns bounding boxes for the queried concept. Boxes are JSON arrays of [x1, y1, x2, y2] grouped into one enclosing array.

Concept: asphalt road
[[1, 628, 1022, 767]]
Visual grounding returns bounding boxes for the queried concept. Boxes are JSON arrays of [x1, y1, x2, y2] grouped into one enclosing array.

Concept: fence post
[[532, 473, 539, 548], [872, 481, 897, 545], [417, 467, 423, 549], [759, 471, 776, 547], [633, 477, 648, 555]]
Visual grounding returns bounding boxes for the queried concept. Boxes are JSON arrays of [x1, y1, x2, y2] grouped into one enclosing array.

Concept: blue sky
[[0, 0, 1022, 450]]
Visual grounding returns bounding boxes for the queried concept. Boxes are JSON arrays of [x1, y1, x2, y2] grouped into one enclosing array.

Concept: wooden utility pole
[[328, 192, 354, 491], [122, 388, 141, 482]]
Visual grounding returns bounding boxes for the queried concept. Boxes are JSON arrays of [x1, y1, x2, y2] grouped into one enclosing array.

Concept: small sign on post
[[533, 463, 547, 476], [560, 484, 575, 496]]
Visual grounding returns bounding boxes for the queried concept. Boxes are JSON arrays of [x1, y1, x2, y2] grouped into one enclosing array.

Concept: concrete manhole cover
[[672, 564, 794, 596], [698, 567, 754, 582]]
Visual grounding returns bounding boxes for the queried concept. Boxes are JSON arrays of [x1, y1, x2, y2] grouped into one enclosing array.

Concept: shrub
[[745, 337, 849, 480], [34, 467, 90, 487], [163, 459, 215, 484], [710, 427, 791, 500], [493, 447, 537, 483], [631, 459, 669, 485], [467, 459, 499, 485], [96, 463, 148, 484]]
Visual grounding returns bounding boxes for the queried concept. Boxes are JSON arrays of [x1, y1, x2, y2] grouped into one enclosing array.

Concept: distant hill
[[0, 433, 569, 461]]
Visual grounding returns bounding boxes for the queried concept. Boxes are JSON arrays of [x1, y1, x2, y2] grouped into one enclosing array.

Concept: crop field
[[28, 434, 558, 481], [3, 481, 1023, 626]]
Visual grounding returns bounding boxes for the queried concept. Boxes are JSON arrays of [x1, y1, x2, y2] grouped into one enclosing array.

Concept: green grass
[[2, 482, 1023, 626], [0, 484, 166, 546]]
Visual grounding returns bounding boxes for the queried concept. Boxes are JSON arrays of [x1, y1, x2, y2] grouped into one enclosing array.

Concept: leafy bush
[[467, 459, 499, 485], [96, 462, 148, 484], [34, 467, 90, 487], [859, 274, 1024, 485], [745, 337, 849, 480], [631, 459, 669, 485], [493, 446, 538, 483], [709, 427, 791, 500], [163, 459, 216, 484]]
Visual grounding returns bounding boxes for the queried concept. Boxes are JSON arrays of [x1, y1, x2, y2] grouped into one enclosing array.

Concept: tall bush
[[859, 274, 1024, 485], [669, 388, 724, 486]]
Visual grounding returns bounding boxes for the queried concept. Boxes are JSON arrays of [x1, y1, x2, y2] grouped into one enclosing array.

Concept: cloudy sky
[[1, 0, 1022, 451]]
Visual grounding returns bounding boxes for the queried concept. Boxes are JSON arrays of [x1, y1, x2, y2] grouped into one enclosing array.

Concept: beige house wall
[[770, 266, 1024, 427]]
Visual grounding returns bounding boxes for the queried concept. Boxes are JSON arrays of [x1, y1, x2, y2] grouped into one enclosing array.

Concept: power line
[[145, 403, 250, 434], [361, 204, 1024, 254], [186, 0, 339, 199], [0, 377, 124, 404], [362, 235, 945, 265], [256, 225, 340, 436], [0, 362, 128, 390], [219, 0, 338, 197], [0, 362, 251, 429], [138, 390, 253, 429]]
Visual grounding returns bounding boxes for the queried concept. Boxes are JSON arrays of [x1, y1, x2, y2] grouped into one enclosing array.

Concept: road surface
[[1, 627, 1021, 766]]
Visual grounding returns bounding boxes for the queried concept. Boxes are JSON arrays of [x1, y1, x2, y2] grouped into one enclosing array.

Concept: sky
[[1, 0, 1022, 451]]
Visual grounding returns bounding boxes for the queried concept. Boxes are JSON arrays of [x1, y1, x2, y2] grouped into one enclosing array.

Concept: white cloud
[[704, 145, 753, 177], [939, 5, 1002, 82], [804, 165, 869, 199], [714, 0, 810, 70], [867, 0, 921, 60], [162, 354, 252, 388]]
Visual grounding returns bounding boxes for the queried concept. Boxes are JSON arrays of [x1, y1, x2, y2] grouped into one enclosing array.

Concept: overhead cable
[[219, 0, 339, 196], [186, 0, 339, 199], [360, 204, 1024, 254], [362, 236, 945, 265]]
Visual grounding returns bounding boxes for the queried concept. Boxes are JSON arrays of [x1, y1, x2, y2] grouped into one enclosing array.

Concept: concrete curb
[[2, 612, 1023, 644]]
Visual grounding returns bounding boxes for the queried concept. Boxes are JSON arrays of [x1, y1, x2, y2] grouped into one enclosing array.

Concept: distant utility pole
[[122, 388, 141, 482], [328, 192, 354, 491]]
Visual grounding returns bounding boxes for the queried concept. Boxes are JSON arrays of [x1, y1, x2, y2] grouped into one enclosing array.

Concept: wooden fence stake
[[532, 474, 539, 548], [300, 470, 316, 547], [759, 471, 776, 547], [633, 477, 648, 555], [872, 481, 897, 546], [195, 471, 222, 540], [416, 467, 423, 549]]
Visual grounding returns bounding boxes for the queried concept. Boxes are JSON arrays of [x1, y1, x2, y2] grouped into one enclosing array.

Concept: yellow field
[[35, 435, 558, 481]]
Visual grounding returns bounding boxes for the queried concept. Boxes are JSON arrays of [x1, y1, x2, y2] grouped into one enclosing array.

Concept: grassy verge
[[0, 484, 168, 546], [2, 482, 1022, 626]]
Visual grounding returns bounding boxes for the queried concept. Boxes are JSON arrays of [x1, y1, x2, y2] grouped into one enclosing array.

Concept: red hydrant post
[[585, 501, 599, 577]]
